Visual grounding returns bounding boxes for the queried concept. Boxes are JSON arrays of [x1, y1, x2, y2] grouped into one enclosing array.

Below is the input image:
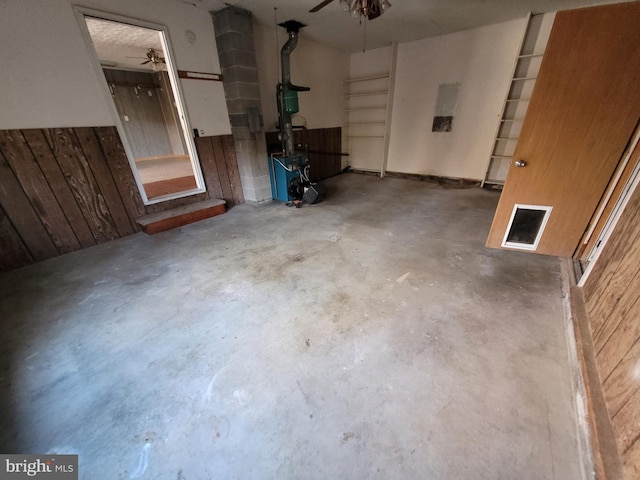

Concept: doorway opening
[[78, 12, 205, 204]]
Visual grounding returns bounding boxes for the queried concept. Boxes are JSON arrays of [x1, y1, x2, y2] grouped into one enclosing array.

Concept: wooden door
[[486, 2, 640, 257]]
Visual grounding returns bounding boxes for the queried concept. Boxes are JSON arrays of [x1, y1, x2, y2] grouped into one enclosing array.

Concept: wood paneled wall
[[194, 135, 244, 207], [0, 127, 242, 272], [265, 127, 343, 182], [581, 176, 640, 478]]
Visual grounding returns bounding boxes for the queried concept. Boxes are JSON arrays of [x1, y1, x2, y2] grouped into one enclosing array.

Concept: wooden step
[[136, 199, 226, 235]]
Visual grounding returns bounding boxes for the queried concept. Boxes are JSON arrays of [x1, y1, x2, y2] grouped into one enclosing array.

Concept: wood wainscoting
[[0, 127, 242, 272], [265, 127, 343, 182], [573, 175, 640, 478]]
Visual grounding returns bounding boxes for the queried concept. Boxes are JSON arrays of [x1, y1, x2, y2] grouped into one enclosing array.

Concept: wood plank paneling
[[611, 376, 640, 453], [581, 150, 640, 477], [265, 127, 343, 183], [153, 71, 186, 156], [569, 278, 624, 480], [0, 130, 80, 254], [603, 336, 640, 418], [94, 126, 146, 228], [0, 127, 242, 271], [0, 146, 58, 261], [44, 128, 119, 243], [195, 136, 224, 199], [584, 188, 640, 317], [75, 127, 134, 237], [595, 293, 640, 385], [593, 264, 640, 356], [0, 204, 33, 271], [22, 129, 97, 249], [103, 69, 174, 159], [625, 436, 640, 479], [305, 127, 343, 182], [222, 135, 244, 206], [189, 134, 245, 209], [211, 136, 233, 205]]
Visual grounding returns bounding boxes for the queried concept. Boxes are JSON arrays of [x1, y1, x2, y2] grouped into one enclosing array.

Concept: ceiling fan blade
[[309, 0, 335, 13]]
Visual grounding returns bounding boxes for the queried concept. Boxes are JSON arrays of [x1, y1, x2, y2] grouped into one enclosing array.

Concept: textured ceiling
[[85, 17, 164, 72], [201, 0, 623, 52]]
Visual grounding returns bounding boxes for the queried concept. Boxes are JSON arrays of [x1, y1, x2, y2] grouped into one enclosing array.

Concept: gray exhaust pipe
[[280, 27, 299, 87], [277, 20, 310, 157]]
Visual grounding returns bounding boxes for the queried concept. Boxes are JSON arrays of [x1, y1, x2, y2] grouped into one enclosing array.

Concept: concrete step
[[136, 199, 226, 235]]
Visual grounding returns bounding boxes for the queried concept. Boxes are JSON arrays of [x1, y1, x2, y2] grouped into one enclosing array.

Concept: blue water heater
[[269, 154, 304, 202]]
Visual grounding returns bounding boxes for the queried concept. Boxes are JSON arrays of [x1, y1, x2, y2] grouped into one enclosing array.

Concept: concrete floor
[[0, 173, 584, 479]]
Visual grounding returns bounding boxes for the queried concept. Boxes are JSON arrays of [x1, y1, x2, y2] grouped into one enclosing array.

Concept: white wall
[[386, 18, 526, 180], [0, 0, 230, 135], [254, 23, 348, 132]]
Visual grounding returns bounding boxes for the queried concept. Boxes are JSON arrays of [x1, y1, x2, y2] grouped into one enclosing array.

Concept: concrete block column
[[212, 6, 272, 204]]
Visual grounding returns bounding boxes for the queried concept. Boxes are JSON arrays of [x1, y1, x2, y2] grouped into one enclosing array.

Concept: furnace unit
[[269, 20, 324, 205]]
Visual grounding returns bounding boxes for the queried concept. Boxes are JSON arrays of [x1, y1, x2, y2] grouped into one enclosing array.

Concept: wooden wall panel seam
[[94, 126, 146, 230], [195, 136, 224, 200], [23, 129, 97, 249], [75, 127, 134, 238], [0, 137, 59, 260], [211, 136, 233, 205], [610, 385, 640, 455], [593, 268, 640, 362], [1, 130, 80, 254], [221, 135, 244, 206], [43, 128, 119, 243], [0, 202, 34, 270], [624, 434, 640, 456], [603, 341, 640, 418], [597, 302, 640, 385]]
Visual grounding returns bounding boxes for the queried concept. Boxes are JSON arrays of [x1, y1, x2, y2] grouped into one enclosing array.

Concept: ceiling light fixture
[[339, 0, 392, 21], [309, 0, 392, 52]]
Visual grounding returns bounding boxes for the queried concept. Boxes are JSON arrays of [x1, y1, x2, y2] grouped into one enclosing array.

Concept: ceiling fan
[[127, 48, 166, 66], [309, 0, 391, 20], [140, 48, 165, 65]]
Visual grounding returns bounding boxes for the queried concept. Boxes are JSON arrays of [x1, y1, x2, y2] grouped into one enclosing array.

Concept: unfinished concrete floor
[[0, 173, 583, 479]]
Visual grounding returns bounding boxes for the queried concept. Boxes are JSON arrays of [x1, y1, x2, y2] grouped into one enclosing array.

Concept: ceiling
[[85, 0, 624, 71], [200, 0, 622, 52], [85, 17, 165, 72]]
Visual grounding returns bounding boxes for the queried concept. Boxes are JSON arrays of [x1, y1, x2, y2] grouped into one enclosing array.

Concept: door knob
[[514, 159, 527, 167]]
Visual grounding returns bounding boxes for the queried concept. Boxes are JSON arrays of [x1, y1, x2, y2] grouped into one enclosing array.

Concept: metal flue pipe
[[280, 29, 298, 87], [277, 20, 309, 157]]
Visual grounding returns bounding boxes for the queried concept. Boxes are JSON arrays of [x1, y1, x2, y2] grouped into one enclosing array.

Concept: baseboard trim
[[346, 168, 481, 188]]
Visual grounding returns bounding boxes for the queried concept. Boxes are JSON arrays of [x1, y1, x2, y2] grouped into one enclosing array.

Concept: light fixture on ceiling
[[340, 0, 392, 20], [309, 0, 392, 52], [310, 0, 391, 20]]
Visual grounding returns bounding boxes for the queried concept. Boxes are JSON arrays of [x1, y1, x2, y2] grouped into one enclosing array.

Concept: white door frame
[[73, 6, 206, 205]]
